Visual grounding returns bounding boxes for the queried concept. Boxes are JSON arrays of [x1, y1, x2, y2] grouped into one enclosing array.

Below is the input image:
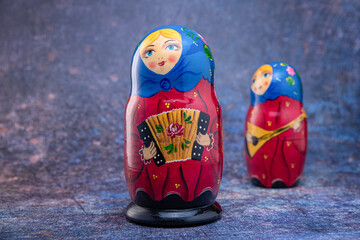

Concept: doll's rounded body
[[244, 63, 307, 188], [125, 26, 223, 210]]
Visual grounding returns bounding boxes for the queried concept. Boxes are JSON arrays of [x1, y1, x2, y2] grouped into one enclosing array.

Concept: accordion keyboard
[[191, 112, 210, 161], [137, 121, 166, 166]]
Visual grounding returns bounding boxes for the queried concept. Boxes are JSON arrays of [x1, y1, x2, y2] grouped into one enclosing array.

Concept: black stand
[[125, 201, 222, 227]]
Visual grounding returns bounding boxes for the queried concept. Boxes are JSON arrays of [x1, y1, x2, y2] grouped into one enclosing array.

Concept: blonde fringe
[[140, 29, 182, 54]]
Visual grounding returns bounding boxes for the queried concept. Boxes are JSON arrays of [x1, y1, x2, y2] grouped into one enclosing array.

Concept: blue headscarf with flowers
[[130, 25, 214, 98], [250, 62, 303, 106]]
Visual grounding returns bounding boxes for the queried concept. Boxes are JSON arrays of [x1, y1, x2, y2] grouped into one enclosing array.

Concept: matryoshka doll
[[124, 25, 223, 226], [244, 62, 307, 188]]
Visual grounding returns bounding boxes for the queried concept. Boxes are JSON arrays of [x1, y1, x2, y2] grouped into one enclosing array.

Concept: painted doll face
[[251, 64, 273, 95], [140, 34, 182, 75]]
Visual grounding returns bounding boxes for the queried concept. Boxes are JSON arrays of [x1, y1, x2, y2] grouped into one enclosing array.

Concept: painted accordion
[[137, 109, 210, 166]]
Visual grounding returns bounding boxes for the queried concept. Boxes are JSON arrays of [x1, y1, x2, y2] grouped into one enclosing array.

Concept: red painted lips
[[158, 61, 165, 66]]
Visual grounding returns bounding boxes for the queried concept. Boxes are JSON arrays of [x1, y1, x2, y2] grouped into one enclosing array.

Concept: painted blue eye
[[167, 45, 176, 50], [264, 73, 269, 78], [252, 79, 256, 83], [146, 50, 154, 56]]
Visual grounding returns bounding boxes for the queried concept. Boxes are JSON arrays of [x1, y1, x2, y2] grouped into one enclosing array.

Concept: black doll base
[[251, 178, 300, 188], [125, 201, 222, 227]]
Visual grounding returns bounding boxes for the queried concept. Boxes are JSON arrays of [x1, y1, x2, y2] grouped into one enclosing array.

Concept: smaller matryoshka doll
[[124, 25, 223, 226], [244, 62, 307, 188]]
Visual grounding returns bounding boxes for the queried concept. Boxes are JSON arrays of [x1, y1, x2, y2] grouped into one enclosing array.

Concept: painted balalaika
[[124, 25, 223, 226], [244, 62, 307, 188]]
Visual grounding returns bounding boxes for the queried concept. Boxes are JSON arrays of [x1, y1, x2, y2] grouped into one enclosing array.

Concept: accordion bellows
[[137, 108, 210, 166]]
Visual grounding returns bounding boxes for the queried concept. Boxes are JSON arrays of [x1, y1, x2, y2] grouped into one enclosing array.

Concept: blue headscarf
[[130, 25, 214, 98], [250, 62, 303, 106]]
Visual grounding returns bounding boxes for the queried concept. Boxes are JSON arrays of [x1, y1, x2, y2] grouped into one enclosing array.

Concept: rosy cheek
[[168, 54, 177, 63], [264, 81, 269, 86], [148, 62, 156, 69]]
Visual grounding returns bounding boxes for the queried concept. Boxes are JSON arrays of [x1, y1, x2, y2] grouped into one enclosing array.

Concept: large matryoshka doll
[[245, 62, 307, 188], [124, 25, 223, 226]]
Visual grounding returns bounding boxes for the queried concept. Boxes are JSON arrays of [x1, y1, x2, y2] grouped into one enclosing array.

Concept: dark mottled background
[[0, 0, 359, 239]]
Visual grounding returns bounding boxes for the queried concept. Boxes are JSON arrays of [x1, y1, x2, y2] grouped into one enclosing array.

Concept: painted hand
[[293, 119, 301, 132], [196, 133, 211, 146], [246, 131, 253, 143], [143, 141, 157, 160]]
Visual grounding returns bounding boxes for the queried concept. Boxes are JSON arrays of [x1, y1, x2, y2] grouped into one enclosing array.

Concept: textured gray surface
[[0, 0, 359, 239]]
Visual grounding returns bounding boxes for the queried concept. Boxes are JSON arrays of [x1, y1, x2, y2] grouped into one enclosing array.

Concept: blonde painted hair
[[140, 29, 182, 53], [259, 64, 273, 73]]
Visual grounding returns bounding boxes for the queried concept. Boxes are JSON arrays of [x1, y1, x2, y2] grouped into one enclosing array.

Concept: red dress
[[245, 96, 307, 187], [125, 79, 223, 201]]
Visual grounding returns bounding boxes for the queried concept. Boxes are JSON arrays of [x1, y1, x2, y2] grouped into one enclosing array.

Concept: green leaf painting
[[155, 124, 164, 133], [163, 144, 172, 150], [183, 112, 192, 124], [203, 44, 213, 61], [163, 140, 191, 155], [163, 143, 177, 154], [286, 76, 295, 86], [182, 27, 201, 44]]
